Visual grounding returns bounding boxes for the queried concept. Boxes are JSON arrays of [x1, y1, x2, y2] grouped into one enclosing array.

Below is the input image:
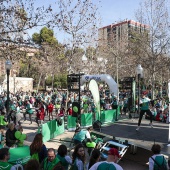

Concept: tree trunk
[[151, 72, 155, 100], [52, 74, 54, 90], [37, 73, 42, 92]]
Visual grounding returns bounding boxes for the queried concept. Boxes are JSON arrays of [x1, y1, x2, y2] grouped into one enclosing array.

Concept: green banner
[[67, 116, 77, 131], [81, 113, 92, 127], [8, 146, 30, 165], [42, 119, 64, 142], [100, 109, 120, 123]]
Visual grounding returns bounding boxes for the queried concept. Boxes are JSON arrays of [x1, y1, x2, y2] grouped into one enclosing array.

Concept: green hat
[[86, 142, 96, 148]]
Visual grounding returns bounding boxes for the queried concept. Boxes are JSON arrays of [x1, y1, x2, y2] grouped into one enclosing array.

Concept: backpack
[[151, 156, 167, 170], [31, 152, 39, 162]]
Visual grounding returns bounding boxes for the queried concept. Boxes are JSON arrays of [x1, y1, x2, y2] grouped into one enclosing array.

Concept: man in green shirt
[[41, 148, 61, 170], [0, 148, 12, 170]]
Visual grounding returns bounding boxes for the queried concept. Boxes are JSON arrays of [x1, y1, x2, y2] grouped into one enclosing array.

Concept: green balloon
[[73, 106, 78, 113], [15, 131, 22, 139], [19, 134, 26, 141]]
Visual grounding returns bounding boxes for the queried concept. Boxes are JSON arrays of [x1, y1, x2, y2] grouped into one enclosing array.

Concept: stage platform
[[100, 118, 170, 156]]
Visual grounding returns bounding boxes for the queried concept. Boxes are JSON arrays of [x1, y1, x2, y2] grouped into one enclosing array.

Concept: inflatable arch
[[80, 74, 118, 96]]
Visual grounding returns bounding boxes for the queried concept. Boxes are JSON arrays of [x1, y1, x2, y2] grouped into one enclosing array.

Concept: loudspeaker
[[93, 120, 102, 131]]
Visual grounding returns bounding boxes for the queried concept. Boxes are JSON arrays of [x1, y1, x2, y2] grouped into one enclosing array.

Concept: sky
[[28, 0, 142, 43], [98, 0, 141, 27]]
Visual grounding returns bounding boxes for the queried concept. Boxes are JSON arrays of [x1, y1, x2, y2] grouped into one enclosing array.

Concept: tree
[[0, 0, 56, 78], [0, 0, 54, 45], [32, 27, 58, 45], [131, 0, 170, 99], [54, 0, 100, 73], [32, 27, 66, 89]]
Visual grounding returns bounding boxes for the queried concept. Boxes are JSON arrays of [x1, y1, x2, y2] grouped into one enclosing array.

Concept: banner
[[89, 79, 100, 121], [8, 146, 30, 165], [42, 119, 64, 142], [81, 113, 92, 127]]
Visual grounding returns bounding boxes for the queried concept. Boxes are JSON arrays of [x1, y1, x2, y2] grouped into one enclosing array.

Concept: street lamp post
[[136, 64, 143, 116], [5, 60, 12, 117], [13, 73, 16, 94]]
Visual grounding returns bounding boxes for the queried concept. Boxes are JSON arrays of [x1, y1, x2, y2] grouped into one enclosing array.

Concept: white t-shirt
[[86, 131, 91, 139], [89, 161, 123, 170]]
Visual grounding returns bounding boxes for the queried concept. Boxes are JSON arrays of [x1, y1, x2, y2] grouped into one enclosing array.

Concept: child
[[36, 102, 45, 126]]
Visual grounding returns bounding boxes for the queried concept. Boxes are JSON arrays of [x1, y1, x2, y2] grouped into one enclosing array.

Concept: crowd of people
[[0, 88, 169, 169], [0, 90, 123, 128], [0, 127, 169, 170]]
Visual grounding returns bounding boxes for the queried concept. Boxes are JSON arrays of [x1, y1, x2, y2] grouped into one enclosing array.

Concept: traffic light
[[72, 102, 80, 117]]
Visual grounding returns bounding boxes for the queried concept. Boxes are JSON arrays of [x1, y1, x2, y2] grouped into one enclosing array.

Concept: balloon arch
[[80, 74, 118, 96]]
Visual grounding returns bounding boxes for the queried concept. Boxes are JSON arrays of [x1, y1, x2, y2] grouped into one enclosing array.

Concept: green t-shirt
[[0, 161, 12, 170], [97, 162, 116, 170], [141, 98, 150, 110], [73, 130, 87, 142]]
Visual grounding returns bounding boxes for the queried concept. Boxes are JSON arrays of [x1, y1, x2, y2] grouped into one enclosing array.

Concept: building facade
[[98, 19, 149, 48]]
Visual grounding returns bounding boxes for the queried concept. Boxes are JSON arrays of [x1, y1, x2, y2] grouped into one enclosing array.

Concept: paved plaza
[[18, 112, 169, 170]]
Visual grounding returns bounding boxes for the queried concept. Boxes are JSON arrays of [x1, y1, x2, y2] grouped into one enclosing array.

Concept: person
[[73, 127, 92, 145], [58, 107, 65, 117], [149, 144, 169, 170], [24, 100, 33, 124], [87, 149, 101, 169], [52, 164, 65, 170], [0, 111, 8, 130], [0, 97, 4, 113], [6, 122, 18, 147], [36, 102, 45, 126], [56, 144, 72, 170], [25, 159, 40, 170], [6, 100, 15, 123], [48, 101, 54, 121], [71, 143, 85, 170], [0, 148, 23, 170], [89, 148, 123, 170], [0, 148, 12, 170], [41, 148, 61, 170], [30, 133, 47, 163], [15, 102, 22, 126], [67, 106, 72, 116], [136, 92, 153, 131]]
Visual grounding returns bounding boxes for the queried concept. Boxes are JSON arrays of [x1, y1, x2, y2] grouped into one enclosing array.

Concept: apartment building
[[98, 19, 149, 48]]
